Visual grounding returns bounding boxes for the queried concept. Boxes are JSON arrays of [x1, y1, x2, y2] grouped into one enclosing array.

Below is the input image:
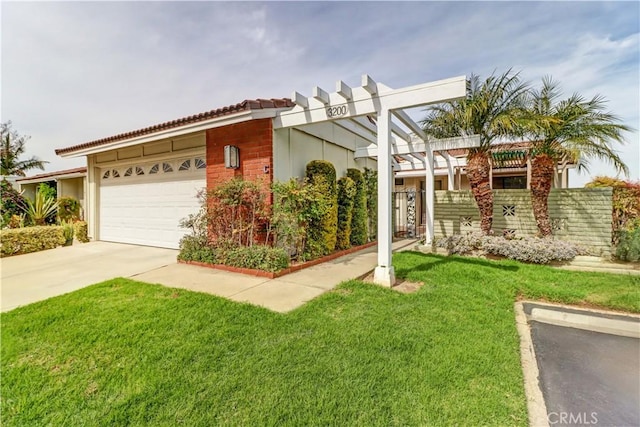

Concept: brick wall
[[433, 188, 613, 255], [206, 118, 273, 196]]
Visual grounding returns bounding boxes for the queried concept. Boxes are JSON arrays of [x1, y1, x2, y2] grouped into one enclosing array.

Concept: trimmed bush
[[271, 178, 328, 260], [346, 168, 367, 246], [615, 227, 640, 262], [225, 245, 289, 272], [178, 238, 290, 273], [436, 232, 579, 264], [363, 168, 377, 241], [73, 221, 89, 243], [336, 177, 356, 250], [1, 226, 65, 257], [305, 161, 338, 257]]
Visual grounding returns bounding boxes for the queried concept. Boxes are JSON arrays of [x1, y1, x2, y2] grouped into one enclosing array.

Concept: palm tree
[[1, 121, 47, 177], [422, 70, 529, 234], [525, 77, 630, 236]]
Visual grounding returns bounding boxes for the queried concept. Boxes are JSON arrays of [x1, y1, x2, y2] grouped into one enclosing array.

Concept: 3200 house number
[[326, 105, 347, 117]]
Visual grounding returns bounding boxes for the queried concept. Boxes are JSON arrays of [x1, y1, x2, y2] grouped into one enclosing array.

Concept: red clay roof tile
[[55, 98, 294, 156]]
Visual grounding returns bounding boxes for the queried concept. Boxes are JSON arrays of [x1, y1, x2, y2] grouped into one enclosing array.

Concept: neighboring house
[[16, 167, 87, 215], [392, 141, 576, 237], [56, 99, 377, 249]]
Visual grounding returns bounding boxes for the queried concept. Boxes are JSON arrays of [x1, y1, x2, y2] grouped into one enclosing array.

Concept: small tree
[[58, 197, 82, 222], [363, 168, 377, 241], [305, 160, 338, 256], [271, 178, 328, 259], [336, 177, 356, 250]]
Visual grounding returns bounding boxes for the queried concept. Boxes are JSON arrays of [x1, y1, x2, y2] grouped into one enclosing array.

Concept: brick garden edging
[[178, 241, 377, 279]]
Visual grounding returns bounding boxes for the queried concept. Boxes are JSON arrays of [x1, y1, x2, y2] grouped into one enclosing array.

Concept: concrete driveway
[[0, 242, 178, 312]]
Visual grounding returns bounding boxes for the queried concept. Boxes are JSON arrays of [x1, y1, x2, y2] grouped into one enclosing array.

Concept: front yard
[[2, 252, 638, 426]]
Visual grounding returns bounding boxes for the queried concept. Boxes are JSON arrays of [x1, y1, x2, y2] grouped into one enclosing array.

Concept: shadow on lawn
[[394, 251, 519, 278]]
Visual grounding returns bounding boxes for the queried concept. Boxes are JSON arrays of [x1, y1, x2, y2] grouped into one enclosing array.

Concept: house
[[56, 99, 378, 249], [391, 141, 576, 237], [16, 167, 87, 214], [56, 74, 474, 287]]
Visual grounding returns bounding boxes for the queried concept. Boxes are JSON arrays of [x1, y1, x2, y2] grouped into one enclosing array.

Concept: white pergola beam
[[313, 86, 330, 104], [354, 135, 480, 158], [334, 119, 377, 145], [336, 80, 352, 100], [292, 91, 308, 108], [392, 110, 427, 141], [274, 75, 467, 129], [362, 74, 377, 95]]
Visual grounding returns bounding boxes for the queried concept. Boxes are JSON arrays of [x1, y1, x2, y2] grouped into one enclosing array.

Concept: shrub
[[347, 168, 367, 246], [586, 177, 640, 245], [482, 236, 578, 264], [271, 178, 328, 260], [336, 177, 355, 250], [58, 197, 82, 222], [23, 189, 58, 226], [73, 221, 89, 243], [305, 161, 338, 257], [178, 238, 289, 273], [436, 232, 579, 264], [1, 226, 65, 257], [363, 167, 377, 241], [1, 179, 27, 228], [61, 221, 74, 245], [225, 245, 289, 272], [206, 178, 268, 246], [615, 227, 640, 262]]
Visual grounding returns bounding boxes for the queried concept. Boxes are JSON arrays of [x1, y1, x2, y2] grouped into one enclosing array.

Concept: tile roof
[[16, 167, 87, 182], [55, 98, 294, 156]]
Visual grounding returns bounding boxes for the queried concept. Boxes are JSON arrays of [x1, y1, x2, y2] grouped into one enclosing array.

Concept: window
[[135, 166, 144, 176], [493, 176, 526, 189], [124, 167, 133, 177], [395, 178, 404, 186], [112, 169, 120, 178], [162, 163, 173, 173], [149, 164, 159, 174], [179, 159, 191, 171], [195, 158, 206, 169], [102, 170, 110, 179]]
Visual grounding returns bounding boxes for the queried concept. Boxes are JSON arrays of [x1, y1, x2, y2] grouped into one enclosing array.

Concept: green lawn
[[2, 252, 638, 426]]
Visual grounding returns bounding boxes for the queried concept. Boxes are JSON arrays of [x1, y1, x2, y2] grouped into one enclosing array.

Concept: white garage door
[[99, 157, 206, 249]]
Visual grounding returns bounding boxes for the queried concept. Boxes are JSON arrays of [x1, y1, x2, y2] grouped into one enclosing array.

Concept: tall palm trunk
[[466, 151, 493, 234], [530, 153, 555, 236]]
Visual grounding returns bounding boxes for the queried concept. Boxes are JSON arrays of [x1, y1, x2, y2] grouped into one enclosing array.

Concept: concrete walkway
[[1, 242, 178, 312], [1, 239, 417, 313], [134, 239, 417, 312]]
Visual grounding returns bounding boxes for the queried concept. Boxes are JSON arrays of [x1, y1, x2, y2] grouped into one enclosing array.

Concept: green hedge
[[363, 168, 377, 241], [1, 226, 66, 257], [346, 168, 367, 246], [305, 160, 338, 257], [73, 221, 89, 243], [336, 177, 355, 250], [178, 237, 290, 273]]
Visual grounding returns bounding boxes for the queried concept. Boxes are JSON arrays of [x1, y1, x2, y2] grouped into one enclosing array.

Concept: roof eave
[[57, 108, 285, 158]]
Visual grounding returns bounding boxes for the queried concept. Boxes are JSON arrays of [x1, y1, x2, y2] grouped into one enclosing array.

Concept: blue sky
[[2, 1, 638, 186]]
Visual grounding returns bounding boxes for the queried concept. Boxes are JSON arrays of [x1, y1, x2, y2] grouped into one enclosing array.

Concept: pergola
[[273, 75, 479, 286]]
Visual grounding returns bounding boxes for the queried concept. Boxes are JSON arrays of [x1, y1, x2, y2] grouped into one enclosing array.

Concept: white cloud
[[1, 1, 638, 184]]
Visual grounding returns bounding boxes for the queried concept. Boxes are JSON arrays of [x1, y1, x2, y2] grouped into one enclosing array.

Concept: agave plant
[[23, 190, 58, 226]]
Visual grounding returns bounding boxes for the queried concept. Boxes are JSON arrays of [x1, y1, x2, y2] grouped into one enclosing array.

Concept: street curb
[[514, 302, 550, 427], [530, 308, 640, 339]]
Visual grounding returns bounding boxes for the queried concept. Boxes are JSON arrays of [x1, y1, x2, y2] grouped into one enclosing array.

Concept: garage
[[99, 156, 206, 249]]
